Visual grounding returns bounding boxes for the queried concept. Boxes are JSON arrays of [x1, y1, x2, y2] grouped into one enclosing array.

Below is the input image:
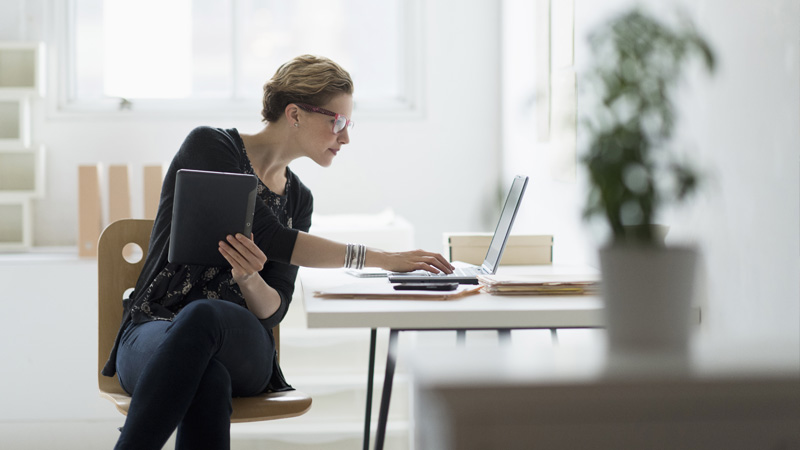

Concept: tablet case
[[168, 169, 258, 266]]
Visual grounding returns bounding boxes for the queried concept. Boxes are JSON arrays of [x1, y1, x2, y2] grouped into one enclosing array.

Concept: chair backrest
[[98, 219, 154, 395], [97, 218, 281, 396]]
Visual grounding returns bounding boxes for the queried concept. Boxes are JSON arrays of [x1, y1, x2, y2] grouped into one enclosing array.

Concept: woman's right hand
[[370, 249, 455, 274]]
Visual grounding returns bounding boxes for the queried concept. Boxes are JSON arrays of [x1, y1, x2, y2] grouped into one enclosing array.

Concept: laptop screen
[[481, 175, 528, 274]]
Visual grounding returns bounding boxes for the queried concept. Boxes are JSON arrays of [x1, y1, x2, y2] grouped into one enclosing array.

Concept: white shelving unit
[[0, 42, 45, 251]]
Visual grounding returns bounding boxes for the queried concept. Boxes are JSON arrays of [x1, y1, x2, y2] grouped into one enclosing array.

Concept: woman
[[103, 55, 453, 450]]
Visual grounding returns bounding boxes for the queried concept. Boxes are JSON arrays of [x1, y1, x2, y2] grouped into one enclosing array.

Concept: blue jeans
[[114, 299, 274, 450]]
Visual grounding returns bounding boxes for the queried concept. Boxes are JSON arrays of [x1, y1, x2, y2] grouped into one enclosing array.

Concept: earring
[[294, 123, 299, 128]]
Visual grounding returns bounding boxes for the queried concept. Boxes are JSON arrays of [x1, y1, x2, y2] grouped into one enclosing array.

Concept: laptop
[[168, 169, 258, 267], [388, 175, 529, 284]]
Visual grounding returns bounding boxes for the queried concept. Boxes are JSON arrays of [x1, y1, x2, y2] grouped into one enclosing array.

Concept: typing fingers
[[409, 251, 454, 274]]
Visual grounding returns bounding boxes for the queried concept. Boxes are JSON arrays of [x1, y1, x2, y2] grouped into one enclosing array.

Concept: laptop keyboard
[[397, 266, 481, 277]]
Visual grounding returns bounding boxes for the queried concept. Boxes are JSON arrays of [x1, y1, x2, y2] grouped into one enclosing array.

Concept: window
[[63, 0, 420, 115]]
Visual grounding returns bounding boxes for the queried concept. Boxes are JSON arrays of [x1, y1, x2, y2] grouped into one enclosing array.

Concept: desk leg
[[456, 329, 466, 346], [374, 329, 399, 450], [498, 328, 512, 345], [363, 328, 377, 450], [550, 328, 559, 346]]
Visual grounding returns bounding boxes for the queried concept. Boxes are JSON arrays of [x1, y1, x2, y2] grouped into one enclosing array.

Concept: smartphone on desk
[[392, 282, 459, 291]]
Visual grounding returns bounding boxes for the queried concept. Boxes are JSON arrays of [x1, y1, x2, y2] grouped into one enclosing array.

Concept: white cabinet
[[0, 42, 45, 250]]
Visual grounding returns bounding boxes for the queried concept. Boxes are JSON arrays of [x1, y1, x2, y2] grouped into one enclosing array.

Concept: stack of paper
[[477, 273, 601, 296]]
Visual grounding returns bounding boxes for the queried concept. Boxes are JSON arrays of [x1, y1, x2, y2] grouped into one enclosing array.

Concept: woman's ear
[[285, 103, 300, 127]]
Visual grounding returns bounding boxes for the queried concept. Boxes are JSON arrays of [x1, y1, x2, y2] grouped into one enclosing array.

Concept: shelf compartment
[[0, 97, 31, 147], [0, 42, 45, 96], [0, 145, 45, 198], [0, 199, 32, 250]]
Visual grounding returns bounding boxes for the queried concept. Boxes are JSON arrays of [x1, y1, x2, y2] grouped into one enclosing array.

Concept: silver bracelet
[[344, 243, 354, 268], [344, 243, 366, 270], [355, 244, 366, 270]]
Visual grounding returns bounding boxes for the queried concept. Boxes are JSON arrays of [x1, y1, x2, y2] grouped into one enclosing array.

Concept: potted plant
[[581, 8, 715, 358]]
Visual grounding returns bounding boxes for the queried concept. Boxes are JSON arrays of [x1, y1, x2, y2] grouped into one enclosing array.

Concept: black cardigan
[[101, 126, 313, 392]]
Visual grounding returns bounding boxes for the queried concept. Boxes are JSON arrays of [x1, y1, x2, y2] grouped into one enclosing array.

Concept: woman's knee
[[174, 300, 230, 331], [180, 299, 222, 318], [162, 301, 232, 352]]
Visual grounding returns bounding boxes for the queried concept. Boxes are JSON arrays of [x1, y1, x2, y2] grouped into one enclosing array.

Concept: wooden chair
[[98, 218, 312, 422]]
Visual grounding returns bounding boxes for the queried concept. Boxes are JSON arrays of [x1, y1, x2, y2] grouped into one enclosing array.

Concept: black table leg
[[456, 329, 466, 346], [374, 329, 399, 450], [498, 328, 512, 345], [363, 328, 377, 450]]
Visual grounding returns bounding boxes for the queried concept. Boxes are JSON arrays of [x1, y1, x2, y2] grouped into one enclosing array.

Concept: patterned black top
[[102, 126, 313, 393]]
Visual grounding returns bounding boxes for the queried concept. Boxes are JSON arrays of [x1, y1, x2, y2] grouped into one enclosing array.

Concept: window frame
[[47, 0, 425, 120]]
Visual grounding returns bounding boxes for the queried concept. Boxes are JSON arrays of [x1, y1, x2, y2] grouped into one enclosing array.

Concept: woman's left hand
[[219, 233, 267, 284]]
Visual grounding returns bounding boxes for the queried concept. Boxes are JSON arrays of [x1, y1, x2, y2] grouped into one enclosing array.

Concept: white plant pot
[[599, 245, 698, 358]]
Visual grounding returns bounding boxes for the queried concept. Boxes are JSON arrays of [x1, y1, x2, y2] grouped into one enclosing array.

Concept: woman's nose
[[338, 128, 350, 145]]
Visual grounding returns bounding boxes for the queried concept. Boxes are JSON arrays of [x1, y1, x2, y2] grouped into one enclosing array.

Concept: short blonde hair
[[261, 55, 354, 123]]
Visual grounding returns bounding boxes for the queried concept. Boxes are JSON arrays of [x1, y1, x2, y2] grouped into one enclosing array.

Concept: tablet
[[168, 169, 258, 266]]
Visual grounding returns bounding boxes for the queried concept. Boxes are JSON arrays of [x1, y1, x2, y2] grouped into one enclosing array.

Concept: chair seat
[[231, 390, 313, 422], [99, 387, 312, 423]]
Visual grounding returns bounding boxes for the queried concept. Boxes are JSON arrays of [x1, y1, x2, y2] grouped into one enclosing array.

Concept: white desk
[[301, 265, 605, 330], [300, 264, 608, 450]]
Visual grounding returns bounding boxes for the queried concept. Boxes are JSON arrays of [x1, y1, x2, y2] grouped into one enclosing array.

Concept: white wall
[[3, 0, 502, 253], [501, 0, 593, 267], [668, 0, 799, 342], [503, 0, 800, 344]]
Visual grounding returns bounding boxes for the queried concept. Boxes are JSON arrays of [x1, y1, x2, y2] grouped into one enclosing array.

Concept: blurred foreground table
[[410, 338, 800, 450]]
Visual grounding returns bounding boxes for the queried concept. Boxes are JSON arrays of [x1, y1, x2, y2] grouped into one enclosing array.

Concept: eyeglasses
[[295, 103, 354, 134]]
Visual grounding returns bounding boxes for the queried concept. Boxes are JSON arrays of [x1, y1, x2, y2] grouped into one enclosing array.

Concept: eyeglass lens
[[334, 116, 350, 133]]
